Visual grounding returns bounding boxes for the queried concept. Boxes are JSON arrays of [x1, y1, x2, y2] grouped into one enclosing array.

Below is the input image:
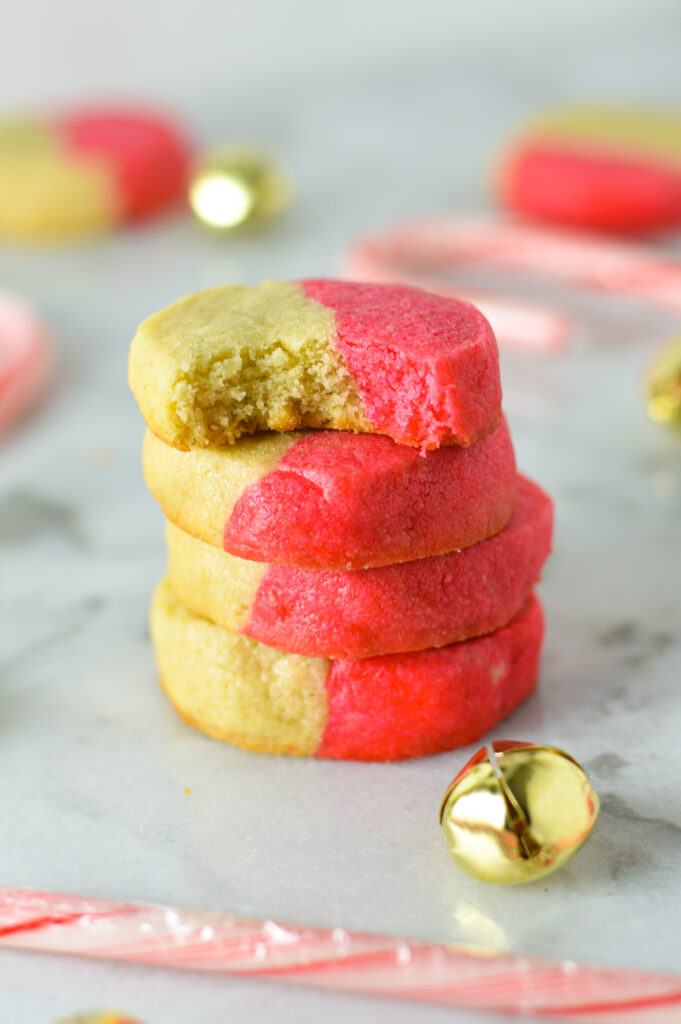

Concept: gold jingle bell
[[189, 144, 291, 231], [439, 741, 599, 884], [55, 1013, 145, 1024], [646, 334, 681, 432]]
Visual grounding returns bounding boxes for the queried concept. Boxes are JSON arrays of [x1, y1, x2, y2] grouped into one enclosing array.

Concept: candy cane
[[0, 888, 679, 1021], [346, 215, 681, 353], [0, 292, 51, 435]]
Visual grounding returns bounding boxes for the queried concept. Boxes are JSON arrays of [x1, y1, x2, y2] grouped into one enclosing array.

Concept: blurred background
[[3, 0, 680, 294], [6, 1, 681, 225], [6, 1, 681, 112]]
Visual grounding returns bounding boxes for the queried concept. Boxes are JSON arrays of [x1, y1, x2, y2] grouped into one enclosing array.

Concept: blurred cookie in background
[[0, 107, 192, 241], [497, 105, 681, 236]]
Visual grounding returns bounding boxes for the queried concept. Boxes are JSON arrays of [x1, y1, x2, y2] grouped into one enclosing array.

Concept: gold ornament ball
[[189, 144, 292, 230], [55, 1013, 145, 1024], [646, 334, 681, 432], [439, 741, 599, 885]]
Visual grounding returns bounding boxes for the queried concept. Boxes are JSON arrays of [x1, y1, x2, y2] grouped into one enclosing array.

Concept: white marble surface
[[3, 44, 681, 1024]]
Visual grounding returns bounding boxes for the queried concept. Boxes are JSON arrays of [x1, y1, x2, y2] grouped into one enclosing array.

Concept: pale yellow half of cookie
[[151, 579, 329, 756], [165, 520, 265, 630], [129, 280, 369, 449], [143, 427, 293, 549], [521, 106, 681, 169], [0, 119, 114, 240]]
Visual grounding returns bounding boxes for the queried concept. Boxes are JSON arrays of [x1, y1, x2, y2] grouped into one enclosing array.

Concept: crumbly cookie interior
[[131, 280, 370, 448], [171, 333, 365, 445]]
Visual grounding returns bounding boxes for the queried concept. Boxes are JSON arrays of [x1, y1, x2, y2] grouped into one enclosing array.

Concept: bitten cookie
[[143, 417, 516, 569], [0, 108, 190, 240], [151, 581, 543, 761], [165, 474, 552, 658], [129, 280, 502, 451], [498, 106, 681, 235]]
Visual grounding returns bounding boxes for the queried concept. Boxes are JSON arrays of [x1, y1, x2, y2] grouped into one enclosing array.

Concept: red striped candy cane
[[0, 292, 51, 435], [346, 215, 681, 353], [0, 888, 679, 1021]]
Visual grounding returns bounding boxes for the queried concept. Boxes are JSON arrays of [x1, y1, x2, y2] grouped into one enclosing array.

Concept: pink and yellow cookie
[[143, 417, 516, 570], [165, 474, 551, 658], [0, 108, 190, 240], [498, 106, 681, 235], [129, 279, 502, 451], [151, 580, 544, 761]]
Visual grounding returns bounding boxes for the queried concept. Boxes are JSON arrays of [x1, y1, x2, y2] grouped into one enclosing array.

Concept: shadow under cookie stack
[[129, 279, 553, 762]]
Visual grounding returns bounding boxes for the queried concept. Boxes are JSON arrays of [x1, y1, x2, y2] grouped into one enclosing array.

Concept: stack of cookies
[[129, 280, 552, 761]]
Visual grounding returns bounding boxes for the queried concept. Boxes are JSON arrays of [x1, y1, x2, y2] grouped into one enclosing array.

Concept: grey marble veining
[[2, 51, 681, 1024]]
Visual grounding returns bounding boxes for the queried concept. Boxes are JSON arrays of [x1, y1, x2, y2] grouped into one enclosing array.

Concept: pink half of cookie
[[0, 292, 51, 435], [58, 107, 191, 222], [300, 279, 502, 449], [168, 473, 550, 658], [319, 593, 543, 760], [223, 417, 516, 568], [502, 147, 681, 235], [239, 475, 551, 657]]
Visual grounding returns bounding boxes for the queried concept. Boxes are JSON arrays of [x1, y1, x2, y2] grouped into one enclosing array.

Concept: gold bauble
[[189, 144, 291, 230], [55, 1013, 144, 1024], [439, 741, 599, 884], [646, 334, 681, 432]]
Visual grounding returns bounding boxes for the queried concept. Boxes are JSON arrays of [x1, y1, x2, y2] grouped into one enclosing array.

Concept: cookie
[[129, 279, 502, 451], [143, 417, 516, 570], [498, 106, 681, 235], [151, 581, 543, 761], [165, 474, 551, 658], [0, 108, 190, 240]]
